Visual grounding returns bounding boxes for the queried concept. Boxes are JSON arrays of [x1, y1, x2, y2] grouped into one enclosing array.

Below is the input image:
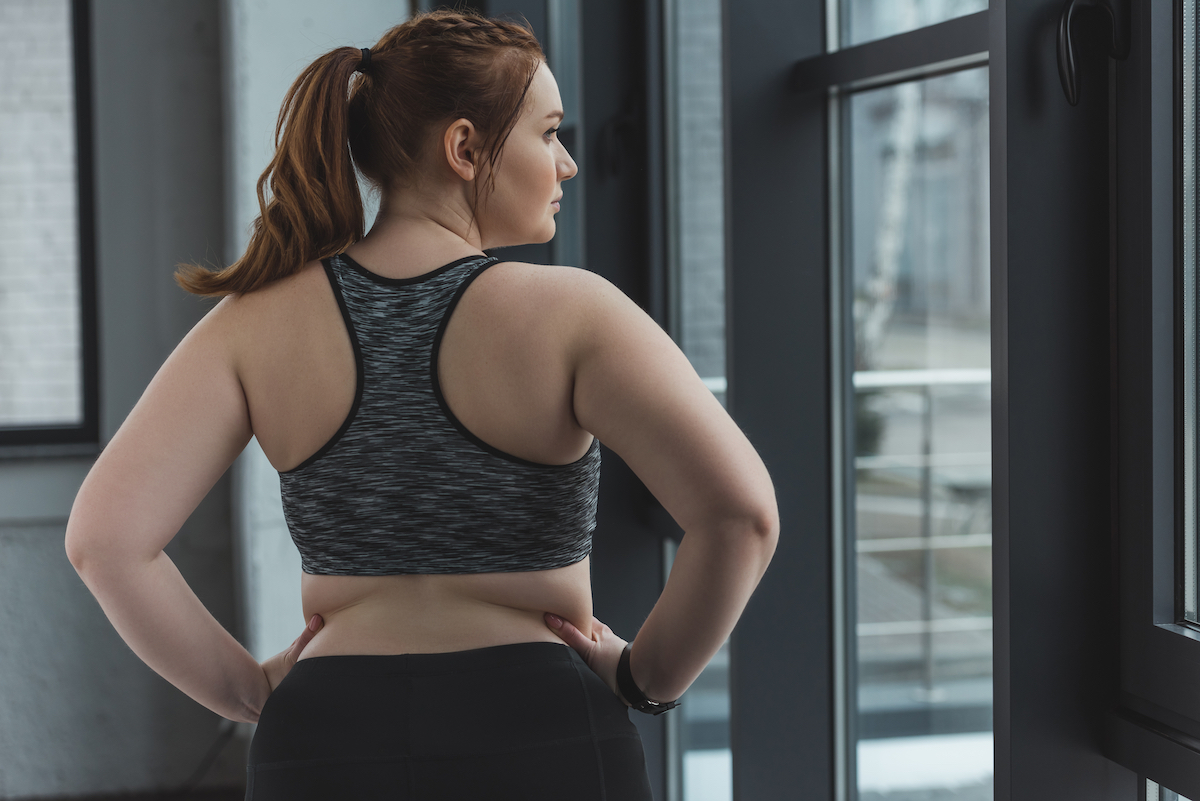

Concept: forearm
[[630, 520, 776, 702], [71, 549, 270, 723]]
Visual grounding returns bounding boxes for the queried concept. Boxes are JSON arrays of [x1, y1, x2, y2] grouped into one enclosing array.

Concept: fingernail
[[546, 614, 563, 629], [308, 615, 321, 632]]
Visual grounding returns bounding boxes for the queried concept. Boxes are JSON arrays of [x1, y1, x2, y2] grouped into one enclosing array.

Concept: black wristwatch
[[617, 643, 680, 715]]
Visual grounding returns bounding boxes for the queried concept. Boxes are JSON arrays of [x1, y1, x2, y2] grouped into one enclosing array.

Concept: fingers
[[287, 614, 324, 662], [544, 612, 593, 655]]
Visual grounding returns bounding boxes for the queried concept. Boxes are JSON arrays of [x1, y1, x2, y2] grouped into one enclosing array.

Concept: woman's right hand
[[545, 612, 632, 707]]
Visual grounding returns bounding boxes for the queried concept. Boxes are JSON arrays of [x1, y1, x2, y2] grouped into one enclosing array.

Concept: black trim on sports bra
[[278, 258, 365, 475], [338, 252, 492, 287], [429, 259, 599, 470]]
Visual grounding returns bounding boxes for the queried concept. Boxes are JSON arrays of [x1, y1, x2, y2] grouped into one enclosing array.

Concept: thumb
[[288, 614, 323, 661], [545, 613, 595, 659]]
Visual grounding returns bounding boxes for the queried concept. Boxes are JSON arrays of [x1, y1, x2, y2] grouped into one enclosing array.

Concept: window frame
[[0, 0, 100, 454], [1107, 1, 1200, 796], [726, 6, 989, 799]]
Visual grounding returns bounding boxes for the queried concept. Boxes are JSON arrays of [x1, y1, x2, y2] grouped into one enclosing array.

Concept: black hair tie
[[358, 47, 371, 74]]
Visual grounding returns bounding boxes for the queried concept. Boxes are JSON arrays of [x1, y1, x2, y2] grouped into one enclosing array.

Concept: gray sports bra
[[278, 253, 600, 575]]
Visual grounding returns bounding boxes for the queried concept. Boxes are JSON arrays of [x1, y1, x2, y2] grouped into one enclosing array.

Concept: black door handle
[[1057, 0, 1129, 106]]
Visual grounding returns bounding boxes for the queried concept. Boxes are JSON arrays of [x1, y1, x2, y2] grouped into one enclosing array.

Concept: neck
[[348, 183, 489, 270]]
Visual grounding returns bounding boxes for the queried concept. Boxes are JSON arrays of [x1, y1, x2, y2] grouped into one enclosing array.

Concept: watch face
[[637, 698, 680, 715]]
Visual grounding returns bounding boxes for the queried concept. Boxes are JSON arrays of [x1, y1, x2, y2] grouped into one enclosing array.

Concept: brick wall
[[0, 0, 81, 426]]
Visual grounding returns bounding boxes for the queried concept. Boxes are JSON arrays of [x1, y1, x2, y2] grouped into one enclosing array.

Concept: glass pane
[[664, 537, 732, 801], [846, 67, 991, 800], [1150, 779, 1196, 801], [840, 0, 988, 49], [1183, 0, 1198, 623], [665, 0, 730, 798], [547, 0, 584, 271], [668, 0, 726, 407], [0, 0, 82, 427]]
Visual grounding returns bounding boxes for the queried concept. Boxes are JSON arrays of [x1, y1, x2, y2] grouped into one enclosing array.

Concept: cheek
[[518, 146, 557, 189]]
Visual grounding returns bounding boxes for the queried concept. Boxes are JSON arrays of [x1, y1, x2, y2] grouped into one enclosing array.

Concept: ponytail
[[176, 48, 366, 297], [176, 10, 545, 298]]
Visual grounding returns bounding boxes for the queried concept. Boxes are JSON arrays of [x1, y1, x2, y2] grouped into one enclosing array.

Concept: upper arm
[[568, 272, 778, 539], [66, 297, 253, 566]]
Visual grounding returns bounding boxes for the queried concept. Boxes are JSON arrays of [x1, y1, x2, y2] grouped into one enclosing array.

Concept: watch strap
[[617, 643, 679, 716]]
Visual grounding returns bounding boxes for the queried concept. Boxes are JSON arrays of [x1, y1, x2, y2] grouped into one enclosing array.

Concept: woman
[[65, 9, 778, 800]]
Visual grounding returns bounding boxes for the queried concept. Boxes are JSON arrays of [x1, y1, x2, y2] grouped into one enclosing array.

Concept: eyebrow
[[545, 110, 564, 121]]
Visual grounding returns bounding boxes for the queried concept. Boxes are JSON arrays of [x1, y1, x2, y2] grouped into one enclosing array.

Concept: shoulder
[[475, 260, 611, 294], [217, 259, 328, 322], [206, 259, 328, 336], [190, 259, 330, 376], [472, 261, 640, 327], [468, 260, 666, 371]]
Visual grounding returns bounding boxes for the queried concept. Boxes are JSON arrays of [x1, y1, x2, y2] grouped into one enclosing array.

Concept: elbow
[[64, 520, 91, 574], [737, 481, 779, 546], [748, 503, 779, 569], [729, 487, 779, 582], [705, 498, 778, 570], [64, 515, 120, 577], [703, 495, 779, 553], [750, 499, 779, 545]]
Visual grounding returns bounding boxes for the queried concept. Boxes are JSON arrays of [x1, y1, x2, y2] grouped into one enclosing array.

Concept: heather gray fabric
[[278, 253, 600, 575]]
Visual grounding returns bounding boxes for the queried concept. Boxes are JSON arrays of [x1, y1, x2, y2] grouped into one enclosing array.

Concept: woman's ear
[[443, 117, 481, 182]]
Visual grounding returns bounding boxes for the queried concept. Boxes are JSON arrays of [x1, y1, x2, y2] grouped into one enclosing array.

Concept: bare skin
[[65, 61, 779, 722]]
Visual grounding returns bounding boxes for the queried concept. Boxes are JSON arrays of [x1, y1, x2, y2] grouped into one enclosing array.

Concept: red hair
[[176, 9, 545, 297]]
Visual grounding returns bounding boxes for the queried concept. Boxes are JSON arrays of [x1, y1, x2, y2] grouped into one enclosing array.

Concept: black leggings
[[246, 641, 654, 800]]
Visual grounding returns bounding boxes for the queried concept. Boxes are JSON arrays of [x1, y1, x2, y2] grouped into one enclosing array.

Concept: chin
[[514, 229, 559, 249], [483, 220, 557, 251]]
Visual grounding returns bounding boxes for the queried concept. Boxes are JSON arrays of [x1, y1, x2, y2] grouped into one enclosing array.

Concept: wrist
[[627, 642, 660, 703], [617, 643, 680, 715]]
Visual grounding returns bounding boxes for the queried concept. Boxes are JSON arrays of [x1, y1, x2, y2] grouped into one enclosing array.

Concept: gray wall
[[0, 1, 243, 796]]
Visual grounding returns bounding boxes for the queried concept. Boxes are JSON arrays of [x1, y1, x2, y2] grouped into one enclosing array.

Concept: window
[[720, 0, 992, 794], [1148, 780, 1195, 801], [663, 0, 731, 797], [845, 66, 992, 799], [546, 0, 584, 271], [0, 0, 97, 450], [840, 0, 987, 48], [666, 0, 727, 407], [1108, 1, 1200, 797], [1183, 0, 1198, 625]]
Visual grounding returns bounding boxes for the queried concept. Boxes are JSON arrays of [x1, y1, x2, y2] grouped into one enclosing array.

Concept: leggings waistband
[[289, 640, 576, 677]]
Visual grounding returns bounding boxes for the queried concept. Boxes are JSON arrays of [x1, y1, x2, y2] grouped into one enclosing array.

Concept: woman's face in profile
[[475, 60, 578, 249]]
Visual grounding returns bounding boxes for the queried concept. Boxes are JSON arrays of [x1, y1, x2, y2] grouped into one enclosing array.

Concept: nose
[[558, 142, 578, 182]]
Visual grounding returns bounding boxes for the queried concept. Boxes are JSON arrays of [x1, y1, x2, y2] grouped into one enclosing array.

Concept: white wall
[[222, 0, 401, 661]]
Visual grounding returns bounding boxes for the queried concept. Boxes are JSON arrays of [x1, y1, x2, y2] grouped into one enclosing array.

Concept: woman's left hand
[[544, 612, 631, 707], [260, 614, 324, 693]]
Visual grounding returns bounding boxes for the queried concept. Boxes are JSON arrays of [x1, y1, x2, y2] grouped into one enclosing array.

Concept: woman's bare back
[[224, 250, 597, 657]]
